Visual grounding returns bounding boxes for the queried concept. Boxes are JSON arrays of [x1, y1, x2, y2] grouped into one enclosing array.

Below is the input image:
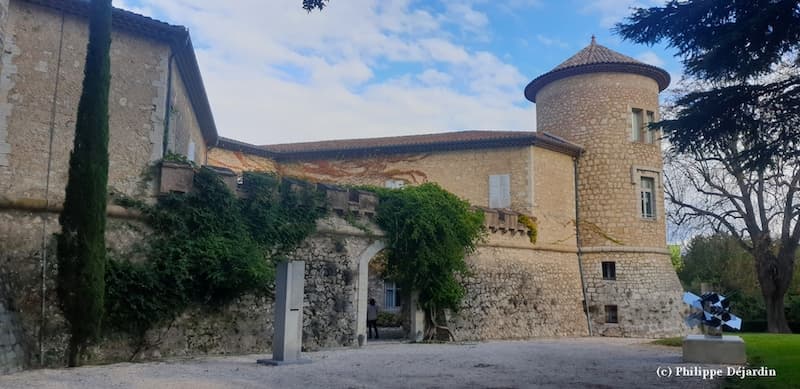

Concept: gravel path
[[0, 338, 720, 389]]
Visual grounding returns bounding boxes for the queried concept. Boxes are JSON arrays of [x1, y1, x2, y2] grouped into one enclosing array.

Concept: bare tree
[[665, 127, 799, 333]]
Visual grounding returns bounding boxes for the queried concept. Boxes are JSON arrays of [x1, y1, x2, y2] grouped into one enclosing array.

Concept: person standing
[[367, 298, 380, 339]]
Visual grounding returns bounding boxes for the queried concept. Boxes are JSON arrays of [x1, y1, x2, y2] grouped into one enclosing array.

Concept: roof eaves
[[524, 62, 671, 102]]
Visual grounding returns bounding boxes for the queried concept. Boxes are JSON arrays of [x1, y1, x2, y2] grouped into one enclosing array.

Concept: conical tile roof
[[524, 36, 670, 102]]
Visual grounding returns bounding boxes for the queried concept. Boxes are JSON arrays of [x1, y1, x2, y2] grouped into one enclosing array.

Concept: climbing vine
[[106, 168, 325, 352], [370, 183, 485, 340]]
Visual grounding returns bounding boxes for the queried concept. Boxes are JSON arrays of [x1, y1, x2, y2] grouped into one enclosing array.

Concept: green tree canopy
[[56, 0, 112, 367], [618, 0, 800, 333]]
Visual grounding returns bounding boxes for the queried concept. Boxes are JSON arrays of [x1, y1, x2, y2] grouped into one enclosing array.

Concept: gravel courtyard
[[0, 338, 719, 389]]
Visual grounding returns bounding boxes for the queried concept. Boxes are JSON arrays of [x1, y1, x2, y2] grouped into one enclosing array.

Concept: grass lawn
[[652, 333, 800, 388]]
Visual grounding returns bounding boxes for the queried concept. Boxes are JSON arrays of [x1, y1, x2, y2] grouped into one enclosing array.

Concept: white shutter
[[489, 174, 511, 208], [187, 140, 196, 162]]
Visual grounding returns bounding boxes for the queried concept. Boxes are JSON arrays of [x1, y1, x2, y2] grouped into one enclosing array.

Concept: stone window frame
[[601, 261, 616, 280], [628, 106, 659, 144], [604, 305, 619, 324], [631, 165, 661, 222]]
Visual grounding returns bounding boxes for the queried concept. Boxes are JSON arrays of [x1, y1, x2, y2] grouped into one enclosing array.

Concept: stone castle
[[0, 0, 686, 372]]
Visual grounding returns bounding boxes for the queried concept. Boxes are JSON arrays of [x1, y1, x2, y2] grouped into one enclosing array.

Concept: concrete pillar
[[258, 261, 310, 365]]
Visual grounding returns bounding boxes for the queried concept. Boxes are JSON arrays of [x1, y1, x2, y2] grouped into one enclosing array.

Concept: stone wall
[[0, 1, 212, 204], [581, 251, 686, 338], [0, 207, 379, 368], [0, 301, 24, 375], [450, 233, 589, 340], [536, 72, 666, 248], [166, 60, 207, 165], [275, 147, 533, 213], [207, 147, 277, 174]]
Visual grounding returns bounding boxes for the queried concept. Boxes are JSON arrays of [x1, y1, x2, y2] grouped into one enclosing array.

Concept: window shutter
[[489, 174, 511, 208]]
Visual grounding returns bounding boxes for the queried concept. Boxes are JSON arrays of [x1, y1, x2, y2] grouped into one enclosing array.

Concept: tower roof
[[524, 36, 671, 102]]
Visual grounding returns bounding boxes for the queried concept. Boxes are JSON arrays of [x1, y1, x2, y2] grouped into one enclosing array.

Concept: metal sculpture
[[683, 291, 742, 335]]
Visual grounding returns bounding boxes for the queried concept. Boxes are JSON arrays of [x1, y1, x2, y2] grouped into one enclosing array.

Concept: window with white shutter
[[489, 174, 511, 208]]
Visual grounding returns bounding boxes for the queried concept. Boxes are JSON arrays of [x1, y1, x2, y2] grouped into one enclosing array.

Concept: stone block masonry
[[581, 251, 686, 338], [451, 244, 589, 340], [0, 302, 24, 374]]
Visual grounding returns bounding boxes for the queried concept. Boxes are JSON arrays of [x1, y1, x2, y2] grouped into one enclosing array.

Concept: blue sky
[[113, 0, 682, 145]]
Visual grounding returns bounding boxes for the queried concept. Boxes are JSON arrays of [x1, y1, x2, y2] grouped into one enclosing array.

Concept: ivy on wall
[[370, 183, 485, 340], [106, 168, 325, 351]]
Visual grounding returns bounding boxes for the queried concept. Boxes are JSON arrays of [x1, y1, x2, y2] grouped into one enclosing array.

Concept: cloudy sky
[[113, 0, 681, 145]]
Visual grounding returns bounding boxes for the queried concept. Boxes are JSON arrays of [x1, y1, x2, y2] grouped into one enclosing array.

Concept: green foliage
[[302, 0, 328, 11], [376, 311, 401, 327], [105, 169, 325, 343], [56, 0, 112, 367], [518, 214, 538, 245], [162, 151, 197, 167], [372, 183, 484, 312], [668, 245, 683, 272], [679, 233, 800, 322]]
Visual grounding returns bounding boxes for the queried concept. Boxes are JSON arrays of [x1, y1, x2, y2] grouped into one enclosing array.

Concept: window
[[385, 179, 405, 189], [602, 261, 616, 280], [489, 174, 511, 208], [645, 111, 656, 143], [605, 305, 618, 323], [640, 177, 655, 219], [631, 108, 657, 144], [384, 280, 401, 308], [631, 108, 643, 142], [187, 140, 196, 162]]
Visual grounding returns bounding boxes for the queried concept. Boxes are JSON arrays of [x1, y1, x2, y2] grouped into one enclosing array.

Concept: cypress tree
[[56, 0, 112, 367]]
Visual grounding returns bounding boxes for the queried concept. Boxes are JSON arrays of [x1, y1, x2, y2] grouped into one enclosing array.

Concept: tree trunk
[[754, 249, 794, 334], [67, 337, 79, 367], [764, 293, 791, 333]]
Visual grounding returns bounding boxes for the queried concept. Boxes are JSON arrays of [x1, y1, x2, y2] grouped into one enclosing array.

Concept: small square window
[[602, 261, 616, 280], [385, 179, 405, 189], [605, 305, 618, 323]]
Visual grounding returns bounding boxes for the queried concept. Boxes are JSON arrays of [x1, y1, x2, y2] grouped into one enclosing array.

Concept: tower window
[[631, 108, 643, 142], [605, 305, 618, 323], [602, 261, 616, 280], [631, 108, 656, 144], [645, 111, 656, 143], [640, 177, 655, 219]]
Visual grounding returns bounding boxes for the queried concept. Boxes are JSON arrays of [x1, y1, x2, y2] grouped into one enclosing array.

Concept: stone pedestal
[[682, 335, 746, 364], [258, 261, 311, 366], [408, 291, 425, 342]]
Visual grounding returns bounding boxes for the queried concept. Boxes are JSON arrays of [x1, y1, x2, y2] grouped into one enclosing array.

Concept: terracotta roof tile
[[217, 130, 583, 159], [525, 36, 670, 102]]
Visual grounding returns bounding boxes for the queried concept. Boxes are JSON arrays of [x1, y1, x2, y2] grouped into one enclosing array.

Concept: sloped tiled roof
[[217, 130, 583, 160], [524, 37, 670, 102]]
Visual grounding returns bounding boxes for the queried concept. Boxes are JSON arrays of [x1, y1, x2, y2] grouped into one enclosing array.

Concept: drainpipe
[[40, 12, 66, 365], [162, 51, 175, 157], [574, 155, 593, 336]]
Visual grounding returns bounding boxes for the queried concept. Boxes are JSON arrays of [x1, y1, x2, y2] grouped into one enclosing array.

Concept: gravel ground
[[0, 338, 721, 389]]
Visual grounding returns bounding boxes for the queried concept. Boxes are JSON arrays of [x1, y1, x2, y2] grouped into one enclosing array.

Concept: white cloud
[[114, 0, 537, 144], [535, 34, 568, 48], [417, 69, 453, 86], [636, 51, 665, 67]]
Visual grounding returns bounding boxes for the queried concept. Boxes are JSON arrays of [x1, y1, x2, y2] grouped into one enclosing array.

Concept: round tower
[[525, 37, 685, 337]]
